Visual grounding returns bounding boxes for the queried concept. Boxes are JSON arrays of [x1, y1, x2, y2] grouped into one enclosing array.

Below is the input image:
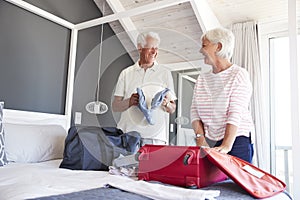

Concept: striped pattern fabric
[[191, 64, 254, 141], [0, 102, 8, 166]]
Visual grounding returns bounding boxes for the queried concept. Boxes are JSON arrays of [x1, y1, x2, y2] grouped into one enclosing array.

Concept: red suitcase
[[137, 145, 227, 188]]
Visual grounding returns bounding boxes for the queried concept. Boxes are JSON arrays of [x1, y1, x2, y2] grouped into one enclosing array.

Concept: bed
[[0, 108, 292, 200], [0, 160, 292, 200]]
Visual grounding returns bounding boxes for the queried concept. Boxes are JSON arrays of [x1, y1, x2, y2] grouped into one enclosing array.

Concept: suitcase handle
[[183, 151, 194, 165]]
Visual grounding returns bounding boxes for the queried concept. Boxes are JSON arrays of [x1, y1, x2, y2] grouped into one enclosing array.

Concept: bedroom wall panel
[[0, 0, 134, 127], [72, 24, 134, 127], [22, 0, 101, 24], [0, 0, 70, 114]]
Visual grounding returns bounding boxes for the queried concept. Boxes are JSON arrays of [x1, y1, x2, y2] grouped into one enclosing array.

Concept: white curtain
[[230, 21, 268, 170]]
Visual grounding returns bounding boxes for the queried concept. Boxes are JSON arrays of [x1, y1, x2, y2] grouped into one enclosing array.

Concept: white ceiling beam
[[75, 0, 189, 30], [5, 0, 75, 29], [105, 0, 139, 48], [164, 60, 211, 72], [190, 0, 221, 32]]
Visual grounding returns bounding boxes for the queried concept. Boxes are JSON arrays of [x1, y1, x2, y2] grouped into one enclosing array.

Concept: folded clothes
[[136, 88, 170, 125], [108, 166, 138, 177]]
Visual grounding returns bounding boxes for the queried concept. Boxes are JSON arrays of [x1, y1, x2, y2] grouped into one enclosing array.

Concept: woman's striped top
[[190, 64, 254, 141]]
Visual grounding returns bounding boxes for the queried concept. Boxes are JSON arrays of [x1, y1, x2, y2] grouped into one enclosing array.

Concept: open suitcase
[[137, 144, 227, 188], [202, 148, 287, 199], [137, 145, 287, 199]]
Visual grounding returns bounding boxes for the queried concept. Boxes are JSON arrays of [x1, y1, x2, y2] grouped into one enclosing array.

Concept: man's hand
[[129, 93, 139, 107], [162, 96, 168, 107], [162, 96, 176, 114]]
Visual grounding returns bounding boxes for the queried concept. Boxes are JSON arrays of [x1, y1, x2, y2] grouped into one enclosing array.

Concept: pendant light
[[86, 1, 108, 115]]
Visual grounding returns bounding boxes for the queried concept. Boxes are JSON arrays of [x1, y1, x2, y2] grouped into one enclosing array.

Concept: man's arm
[[112, 94, 139, 112]]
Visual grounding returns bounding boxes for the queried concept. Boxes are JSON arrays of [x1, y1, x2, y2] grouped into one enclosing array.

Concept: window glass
[[270, 35, 300, 194]]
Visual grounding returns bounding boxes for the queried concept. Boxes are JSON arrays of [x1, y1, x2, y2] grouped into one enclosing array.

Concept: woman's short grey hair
[[201, 27, 235, 59], [137, 31, 160, 48]]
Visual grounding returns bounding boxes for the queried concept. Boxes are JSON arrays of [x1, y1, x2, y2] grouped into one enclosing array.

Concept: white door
[[176, 72, 197, 146]]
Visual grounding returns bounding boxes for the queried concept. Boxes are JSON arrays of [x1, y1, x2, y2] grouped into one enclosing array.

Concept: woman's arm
[[213, 123, 238, 153], [216, 69, 252, 153], [192, 120, 209, 147]]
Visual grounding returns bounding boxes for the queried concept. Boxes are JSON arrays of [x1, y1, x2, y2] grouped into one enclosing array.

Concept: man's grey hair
[[137, 31, 160, 48], [201, 27, 235, 60]]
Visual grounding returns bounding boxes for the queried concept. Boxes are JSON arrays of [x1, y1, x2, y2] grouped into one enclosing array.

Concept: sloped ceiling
[[93, 0, 218, 67], [207, 0, 300, 26], [94, 0, 300, 69], [129, 2, 203, 64]]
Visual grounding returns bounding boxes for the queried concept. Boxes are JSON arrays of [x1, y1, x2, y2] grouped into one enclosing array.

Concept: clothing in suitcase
[[137, 144, 227, 188]]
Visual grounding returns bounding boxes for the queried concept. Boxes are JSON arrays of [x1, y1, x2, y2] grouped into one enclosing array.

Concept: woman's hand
[[214, 124, 237, 154], [213, 144, 232, 154]]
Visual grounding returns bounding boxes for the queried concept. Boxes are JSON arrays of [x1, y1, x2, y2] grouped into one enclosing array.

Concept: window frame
[[259, 21, 290, 174], [259, 20, 300, 194]]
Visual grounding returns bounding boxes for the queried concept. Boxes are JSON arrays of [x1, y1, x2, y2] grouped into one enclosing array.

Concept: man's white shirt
[[114, 61, 176, 143]]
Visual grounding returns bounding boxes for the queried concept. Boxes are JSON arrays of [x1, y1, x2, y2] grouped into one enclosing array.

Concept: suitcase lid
[[202, 148, 286, 199]]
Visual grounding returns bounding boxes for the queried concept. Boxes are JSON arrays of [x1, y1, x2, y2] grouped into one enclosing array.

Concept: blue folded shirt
[[151, 88, 170, 109], [136, 87, 170, 125]]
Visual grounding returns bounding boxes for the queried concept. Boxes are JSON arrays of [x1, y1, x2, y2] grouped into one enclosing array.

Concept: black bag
[[59, 126, 141, 171]]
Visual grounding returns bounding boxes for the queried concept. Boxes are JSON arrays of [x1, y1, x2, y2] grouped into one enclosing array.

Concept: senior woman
[[190, 27, 254, 163]]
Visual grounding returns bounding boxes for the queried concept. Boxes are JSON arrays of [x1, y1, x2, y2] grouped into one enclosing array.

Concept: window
[[269, 35, 300, 193]]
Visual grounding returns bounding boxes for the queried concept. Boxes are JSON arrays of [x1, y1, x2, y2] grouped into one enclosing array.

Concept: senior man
[[112, 31, 176, 145]]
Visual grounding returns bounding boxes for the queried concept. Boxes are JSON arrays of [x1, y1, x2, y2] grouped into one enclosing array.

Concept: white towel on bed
[[105, 176, 220, 200]]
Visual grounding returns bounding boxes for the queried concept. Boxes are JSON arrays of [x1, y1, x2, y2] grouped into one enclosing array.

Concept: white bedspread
[[106, 178, 220, 200], [0, 160, 109, 200], [0, 160, 220, 200]]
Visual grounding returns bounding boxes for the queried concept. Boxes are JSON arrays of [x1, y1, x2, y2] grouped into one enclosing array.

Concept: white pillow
[[4, 123, 67, 163]]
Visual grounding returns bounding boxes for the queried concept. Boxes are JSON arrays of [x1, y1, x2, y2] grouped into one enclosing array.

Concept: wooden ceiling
[[94, 0, 300, 70], [94, 0, 211, 69], [207, 0, 300, 26]]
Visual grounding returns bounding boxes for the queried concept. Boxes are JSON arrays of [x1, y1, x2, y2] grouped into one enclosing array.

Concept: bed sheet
[[0, 159, 292, 200], [31, 180, 292, 200], [0, 159, 113, 200], [0, 160, 219, 200]]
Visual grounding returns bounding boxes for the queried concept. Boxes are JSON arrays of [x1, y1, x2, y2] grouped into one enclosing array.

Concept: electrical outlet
[[75, 112, 82, 124], [170, 123, 174, 132]]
